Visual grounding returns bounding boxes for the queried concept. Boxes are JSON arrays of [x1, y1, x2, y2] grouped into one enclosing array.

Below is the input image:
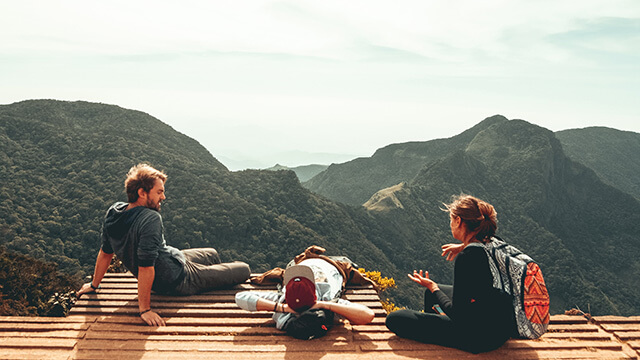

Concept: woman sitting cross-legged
[[385, 194, 517, 354]]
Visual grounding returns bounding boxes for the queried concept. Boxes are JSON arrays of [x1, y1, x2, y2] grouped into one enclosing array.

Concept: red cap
[[285, 277, 317, 312]]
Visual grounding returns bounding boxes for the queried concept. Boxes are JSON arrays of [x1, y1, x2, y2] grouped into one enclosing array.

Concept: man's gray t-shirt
[[100, 202, 186, 293]]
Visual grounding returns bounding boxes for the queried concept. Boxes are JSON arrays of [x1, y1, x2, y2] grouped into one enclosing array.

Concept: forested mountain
[[2, 100, 639, 316], [356, 120, 640, 315], [304, 115, 640, 315], [303, 115, 509, 206], [0, 100, 398, 291], [1, 100, 225, 279], [556, 127, 640, 200]]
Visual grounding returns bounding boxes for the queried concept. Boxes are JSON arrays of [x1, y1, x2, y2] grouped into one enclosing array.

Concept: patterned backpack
[[468, 236, 550, 339]]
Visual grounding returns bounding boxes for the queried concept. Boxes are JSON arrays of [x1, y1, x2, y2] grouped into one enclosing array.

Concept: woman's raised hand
[[408, 270, 439, 293], [441, 243, 465, 261]]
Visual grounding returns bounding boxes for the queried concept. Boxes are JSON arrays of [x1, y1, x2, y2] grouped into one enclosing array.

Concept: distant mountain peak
[[265, 163, 329, 182], [304, 115, 511, 206]]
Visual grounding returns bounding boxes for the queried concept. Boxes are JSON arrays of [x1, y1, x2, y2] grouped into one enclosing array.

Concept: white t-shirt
[[296, 258, 343, 299], [235, 258, 348, 329]]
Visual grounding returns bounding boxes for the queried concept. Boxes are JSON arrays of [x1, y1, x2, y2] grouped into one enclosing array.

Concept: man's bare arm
[[137, 266, 166, 326], [76, 249, 113, 297], [312, 301, 375, 325]]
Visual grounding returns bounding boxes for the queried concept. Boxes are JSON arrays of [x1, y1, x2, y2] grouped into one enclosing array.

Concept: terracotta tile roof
[[1, 273, 639, 359]]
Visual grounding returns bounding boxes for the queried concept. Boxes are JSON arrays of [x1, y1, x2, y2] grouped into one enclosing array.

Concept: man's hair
[[124, 163, 167, 203]]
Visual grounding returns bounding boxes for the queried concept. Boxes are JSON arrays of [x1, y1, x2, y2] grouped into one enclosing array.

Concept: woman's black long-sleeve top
[[433, 245, 516, 348]]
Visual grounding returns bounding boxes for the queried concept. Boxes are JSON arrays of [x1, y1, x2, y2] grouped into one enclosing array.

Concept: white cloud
[[1, 0, 639, 169], [4, 0, 636, 57]]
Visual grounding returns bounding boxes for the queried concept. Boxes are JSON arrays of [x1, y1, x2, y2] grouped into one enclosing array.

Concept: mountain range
[[265, 164, 328, 182], [0, 99, 402, 300], [1, 100, 639, 316], [304, 115, 640, 314]]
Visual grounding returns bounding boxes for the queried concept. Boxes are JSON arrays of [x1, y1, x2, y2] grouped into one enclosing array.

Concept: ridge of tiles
[[0, 272, 638, 359]]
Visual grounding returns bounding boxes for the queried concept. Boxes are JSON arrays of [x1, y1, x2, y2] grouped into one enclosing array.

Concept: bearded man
[[77, 163, 251, 326]]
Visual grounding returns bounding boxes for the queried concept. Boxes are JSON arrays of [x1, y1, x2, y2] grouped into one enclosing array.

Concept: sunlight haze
[[1, 0, 638, 170]]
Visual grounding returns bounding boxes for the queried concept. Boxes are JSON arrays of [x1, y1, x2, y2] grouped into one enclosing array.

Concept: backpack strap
[[467, 240, 506, 293]]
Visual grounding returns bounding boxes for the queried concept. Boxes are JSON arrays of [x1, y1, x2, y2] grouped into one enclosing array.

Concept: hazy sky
[[2, 1, 638, 170]]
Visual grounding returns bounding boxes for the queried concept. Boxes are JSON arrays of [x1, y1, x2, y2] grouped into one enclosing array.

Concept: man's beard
[[146, 199, 161, 211]]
